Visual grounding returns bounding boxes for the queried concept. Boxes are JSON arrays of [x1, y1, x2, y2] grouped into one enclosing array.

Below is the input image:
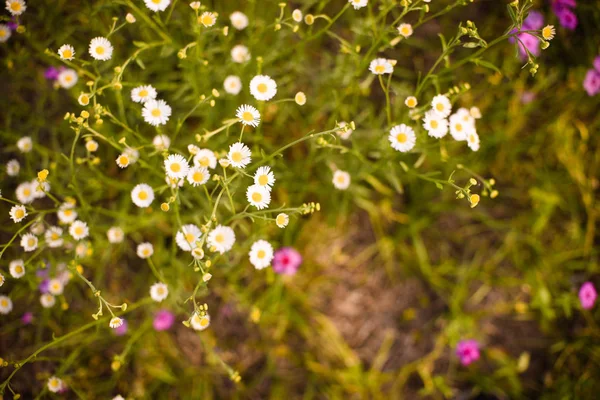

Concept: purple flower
[[39, 279, 50, 294], [556, 7, 578, 30], [523, 11, 544, 30], [579, 282, 597, 309], [593, 56, 600, 73], [516, 33, 541, 59], [114, 319, 128, 336], [153, 310, 175, 331], [272, 247, 302, 276], [583, 69, 600, 96], [7, 21, 18, 31], [44, 67, 60, 81], [456, 340, 480, 366], [21, 312, 33, 325], [552, 0, 576, 10], [521, 91, 536, 104]]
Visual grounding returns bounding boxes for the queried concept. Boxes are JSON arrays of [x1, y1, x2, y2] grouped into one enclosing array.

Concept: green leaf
[[135, 58, 146, 70]]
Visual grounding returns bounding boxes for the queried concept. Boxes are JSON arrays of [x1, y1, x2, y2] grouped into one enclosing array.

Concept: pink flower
[[556, 7, 577, 30], [456, 339, 480, 366], [21, 312, 33, 325], [579, 282, 597, 310], [114, 319, 128, 336], [272, 247, 302, 276], [153, 310, 175, 331], [593, 56, 600, 73], [583, 69, 600, 96]]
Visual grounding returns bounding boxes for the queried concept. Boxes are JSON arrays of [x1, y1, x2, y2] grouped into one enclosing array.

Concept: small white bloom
[[405, 96, 418, 108], [137, 242, 154, 259], [254, 166, 275, 190], [131, 85, 157, 103], [388, 124, 416, 152], [48, 278, 64, 295], [47, 377, 64, 393], [31, 221, 45, 235], [470, 106, 482, 119], [369, 58, 393, 75], [231, 44, 251, 63], [6, 159, 20, 176], [9, 204, 27, 223], [85, 140, 98, 153], [295, 92, 307, 106], [164, 154, 190, 179], [126, 13, 136, 23], [57, 68, 78, 89], [116, 153, 131, 168], [227, 142, 252, 168], [193, 149, 217, 169], [337, 121, 353, 140], [246, 185, 271, 210], [45, 226, 64, 248], [0, 24, 11, 43], [207, 225, 235, 254], [349, 0, 368, 10], [190, 312, 211, 331], [131, 183, 155, 208], [332, 170, 351, 190], [249, 240, 274, 270], [224, 75, 242, 95], [175, 224, 202, 251], [230, 11, 248, 30], [187, 166, 210, 187], [31, 179, 49, 199], [236, 104, 260, 127], [0, 273, 4, 287], [192, 248, 205, 260], [107, 226, 125, 243], [397, 23, 413, 38], [467, 131, 480, 151], [431, 94, 452, 118], [57, 203, 77, 224], [150, 282, 169, 302], [276, 213, 289, 228], [153, 134, 171, 151], [142, 99, 172, 126], [58, 44, 75, 60], [5, 0, 26, 15], [199, 11, 217, 27], [250, 75, 277, 101], [423, 110, 449, 138], [110, 317, 124, 329], [40, 293, 56, 308], [144, 0, 170, 12], [0, 295, 13, 314], [20, 233, 38, 252], [449, 111, 473, 141], [89, 37, 113, 61], [15, 182, 34, 204], [9, 259, 25, 278], [189, 1, 200, 10], [69, 220, 89, 240], [17, 136, 32, 153], [292, 9, 303, 22]]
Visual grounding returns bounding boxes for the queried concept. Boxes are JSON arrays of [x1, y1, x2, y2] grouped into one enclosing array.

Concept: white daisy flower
[[9, 259, 25, 278], [137, 242, 154, 258], [292, 9, 303, 22], [5, 0, 26, 15], [193, 149, 217, 169], [189, 1, 200, 10], [190, 312, 210, 331], [6, 159, 20, 176], [231, 44, 251, 63], [349, 0, 368, 10], [276, 213, 289, 228], [164, 154, 190, 179], [152, 134, 171, 151], [31, 221, 45, 235], [0, 24, 11, 43], [467, 131, 480, 151], [199, 11, 217, 27], [230, 11, 248, 30], [40, 293, 56, 308], [249, 75, 277, 101], [131, 85, 157, 103], [144, 0, 170, 12], [470, 106, 482, 119], [17, 136, 32, 153], [449, 112, 473, 141], [69, 220, 89, 241], [45, 226, 64, 248], [227, 142, 252, 168], [249, 240, 274, 270], [0, 273, 4, 287], [20, 233, 38, 252], [246, 184, 271, 210], [175, 224, 202, 251], [389, 124, 416, 152], [57, 204, 77, 224], [431, 94, 452, 118], [236, 104, 260, 127], [295, 92, 307, 106], [89, 37, 113, 61], [58, 44, 75, 60], [150, 282, 169, 302], [224, 75, 242, 95], [423, 110, 449, 138], [31, 179, 49, 199], [48, 278, 64, 295], [337, 121, 353, 140], [58, 68, 78, 89], [131, 183, 155, 208], [405, 96, 418, 109], [397, 23, 413, 38], [0, 295, 13, 314], [187, 166, 210, 187], [75, 242, 89, 258], [207, 225, 235, 254], [369, 58, 393, 75], [9, 204, 27, 223], [142, 99, 171, 126], [47, 377, 64, 393], [254, 166, 275, 190], [115, 153, 131, 168], [192, 248, 205, 260], [126, 13, 136, 23], [107, 226, 124, 243], [332, 170, 351, 190], [15, 182, 34, 204], [110, 317, 124, 329], [78, 92, 91, 106]]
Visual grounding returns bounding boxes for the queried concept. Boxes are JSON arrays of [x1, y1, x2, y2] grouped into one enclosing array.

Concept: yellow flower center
[[139, 89, 148, 97], [65, 75, 73, 83], [64, 209, 73, 216], [10, 2, 21, 11], [199, 317, 209, 327], [257, 250, 266, 259], [185, 233, 195, 243], [157, 287, 165, 295], [62, 49, 72, 58], [396, 133, 407, 143], [455, 123, 463, 132], [193, 172, 203, 182], [23, 188, 31, 196], [374, 65, 385, 74], [138, 191, 148, 200], [151, 108, 161, 117], [252, 192, 262, 202], [337, 176, 345, 184], [51, 233, 59, 240], [27, 238, 35, 247], [401, 27, 410, 35], [0, 299, 7, 307], [152, 0, 161, 4], [15, 266, 23, 274], [15, 209, 24, 218], [215, 234, 224, 243], [257, 83, 268, 93], [143, 249, 150, 256], [231, 152, 242, 163], [201, 15, 213, 25], [469, 135, 475, 143], [276, 215, 286, 225], [96, 46, 105, 55], [258, 175, 268, 185], [242, 111, 254, 121], [430, 120, 438, 129], [436, 103, 444, 112], [407, 98, 416, 107], [118, 155, 129, 165], [75, 226, 84, 236], [0, 31, 6, 38], [199, 157, 209, 167], [170, 163, 181, 173]]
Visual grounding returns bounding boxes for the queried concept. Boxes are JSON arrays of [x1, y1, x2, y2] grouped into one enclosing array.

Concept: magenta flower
[[524, 10, 544, 30], [114, 319, 128, 336], [44, 67, 60, 81], [583, 69, 600, 96], [593, 56, 600, 73], [21, 312, 33, 325], [39, 279, 50, 294], [556, 7, 578, 30], [456, 339, 480, 366], [153, 310, 175, 331], [509, 11, 543, 60], [272, 247, 302, 275], [579, 282, 597, 310]]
